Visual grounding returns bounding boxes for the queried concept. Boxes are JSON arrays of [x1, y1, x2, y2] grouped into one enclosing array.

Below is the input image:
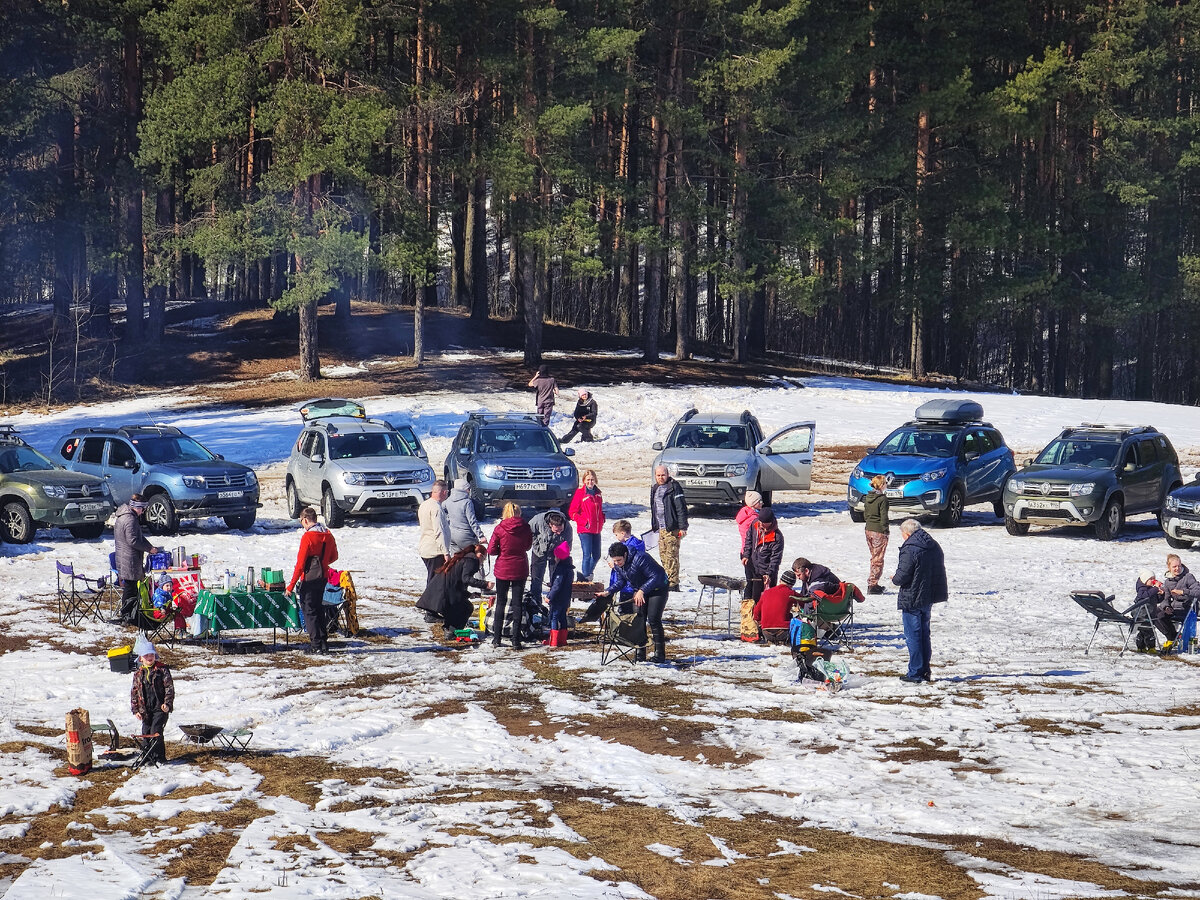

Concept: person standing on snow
[[649, 465, 688, 592], [891, 519, 947, 683], [560, 390, 598, 443], [528, 365, 560, 426], [568, 469, 605, 582], [527, 508, 574, 603], [130, 634, 174, 764], [740, 507, 784, 640], [445, 477, 486, 553], [287, 506, 340, 654], [417, 480, 452, 583], [863, 474, 890, 595], [735, 490, 763, 599], [487, 502, 534, 648], [112, 494, 161, 625]]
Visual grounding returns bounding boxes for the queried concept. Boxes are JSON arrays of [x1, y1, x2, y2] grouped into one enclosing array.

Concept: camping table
[[195, 588, 301, 648]]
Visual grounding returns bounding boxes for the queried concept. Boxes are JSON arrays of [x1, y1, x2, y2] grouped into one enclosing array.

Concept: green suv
[[0, 426, 114, 542], [1001, 424, 1181, 541]]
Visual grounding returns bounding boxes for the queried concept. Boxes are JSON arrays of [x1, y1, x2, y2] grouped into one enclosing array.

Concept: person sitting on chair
[[1158, 554, 1200, 652], [1131, 568, 1164, 652], [792, 558, 840, 598]]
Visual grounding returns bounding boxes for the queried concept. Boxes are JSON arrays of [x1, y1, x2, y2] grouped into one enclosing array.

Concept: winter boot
[[635, 645, 647, 662], [651, 638, 666, 664], [551, 628, 567, 647]]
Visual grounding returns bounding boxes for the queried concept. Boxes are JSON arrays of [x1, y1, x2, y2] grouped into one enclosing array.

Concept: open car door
[[754, 422, 816, 492], [391, 424, 428, 460]]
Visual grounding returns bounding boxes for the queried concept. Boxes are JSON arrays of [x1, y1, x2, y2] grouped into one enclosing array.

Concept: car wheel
[[1004, 515, 1029, 536], [322, 486, 346, 528], [1, 501, 35, 543], [937, 486, 964, 527], [755, 482, 772, 506], [68, 523, 105, 540], [224, 513, 256, 530], [848, 507, 865, 524], [992, 498, 1005, 519], [145, 494, 178, 536], [1165, 533, 1192, 550], [286, 479, 303, 519], [1093, 497, 1124, 541]]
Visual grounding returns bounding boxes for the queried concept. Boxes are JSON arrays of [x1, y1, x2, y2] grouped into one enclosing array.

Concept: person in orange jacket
[[288, 506, 340, 654]]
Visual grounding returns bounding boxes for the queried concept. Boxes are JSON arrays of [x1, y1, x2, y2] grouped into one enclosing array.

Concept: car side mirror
[[416, 449, 427, 459], [1024, 458, 1033, 467], [458, 446, 471, 456], [123, 460, 139, 472], [964, 451, 979, 461], [760, 444, 774, 455], [215, 453, 224, 460], [563, 448, 575, 457], [1124, 461, 1136, 472], [311, 453, 325, 466], [651, 442, 663, 451]]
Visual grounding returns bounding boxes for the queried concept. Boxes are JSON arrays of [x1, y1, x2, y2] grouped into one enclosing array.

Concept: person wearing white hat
[[1132, 568, 1164, 652], [560, 390, 598, 443], [130, 634, 174, 764]]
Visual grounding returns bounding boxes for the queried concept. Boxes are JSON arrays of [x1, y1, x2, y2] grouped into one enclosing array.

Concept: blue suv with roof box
[[847, 399, 1016, 527]]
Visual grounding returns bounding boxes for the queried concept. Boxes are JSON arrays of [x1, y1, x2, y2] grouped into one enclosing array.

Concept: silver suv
[[651, 409, 816, 505], [285, 399, 435, 527]]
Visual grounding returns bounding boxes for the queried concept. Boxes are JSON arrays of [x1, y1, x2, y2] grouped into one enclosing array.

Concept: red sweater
[[288, 526, 339, 592], [753, 584, 797, 629]]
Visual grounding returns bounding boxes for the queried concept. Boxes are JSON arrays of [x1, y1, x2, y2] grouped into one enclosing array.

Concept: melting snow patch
[[812, 885, 860, 896], [770, 839, 818, 856], [700, 833, 749, 866], [4, 851, 156, 900], [647, 843, 692, 865]]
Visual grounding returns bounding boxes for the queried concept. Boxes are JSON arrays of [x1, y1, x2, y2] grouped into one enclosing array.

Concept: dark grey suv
[[1001, 424, 1181, 541]]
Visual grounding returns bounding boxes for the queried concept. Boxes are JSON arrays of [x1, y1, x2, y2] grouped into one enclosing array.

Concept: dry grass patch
[[570, 714, 753, 766], [879, 737, 963, 764], [522, 655, 599, 700], [413, 699, 469, 720], [724, 707, 815, 724], [159, 828, 246, 885], [1017, 717, 1102, 736]]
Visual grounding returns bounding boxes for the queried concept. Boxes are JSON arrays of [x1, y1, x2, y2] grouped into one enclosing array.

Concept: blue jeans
[[579, 533, 601, 580], [548, 596, 570, 630], [901, 605, 932, 679]]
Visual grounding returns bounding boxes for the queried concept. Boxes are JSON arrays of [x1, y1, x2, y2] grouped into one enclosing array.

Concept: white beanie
[[1139, 569, 1155, 584], [133, 634, 156, 658], [743, 490, 763, 507]]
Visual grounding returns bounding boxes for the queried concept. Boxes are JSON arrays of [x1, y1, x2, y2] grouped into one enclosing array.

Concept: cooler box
[[107, 645, 133, 673]]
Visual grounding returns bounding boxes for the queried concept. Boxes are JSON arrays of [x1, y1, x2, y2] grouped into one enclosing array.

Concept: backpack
[[303, 554, 325, 583]]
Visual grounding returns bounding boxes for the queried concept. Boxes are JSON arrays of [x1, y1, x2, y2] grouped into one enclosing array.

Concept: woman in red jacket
[[487, 501, 534, 648], [568, 469, 605, 582], [287, 506, 340, 654]]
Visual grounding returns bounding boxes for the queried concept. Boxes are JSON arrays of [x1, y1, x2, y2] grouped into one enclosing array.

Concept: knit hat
[[453, 477, 469, 491], [743, 490, 763, 507], [1140, 568, 1155, 584], [579, 389, 590, 398], [133, 634, 156, 658], [780, 569, 797, 588], [553, 541, 571, 562], [129, 499, 148, 512]]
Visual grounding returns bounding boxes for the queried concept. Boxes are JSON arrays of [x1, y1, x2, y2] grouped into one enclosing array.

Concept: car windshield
[[1034, 439, 1119, 468], [328, 431, 412, 459], [0, 444, 57, 474], [875, 428, 957, 458], [669, 424, 750, 451], [131, 436, 215, 464], [479, 427, 558, 455]]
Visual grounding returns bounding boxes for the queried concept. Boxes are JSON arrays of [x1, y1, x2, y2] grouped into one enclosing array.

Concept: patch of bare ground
[[723, 707, 815, 724], [413, 699, 469, 720], [910, 833, 1186, 896], [520, 655, 598, 699], [157, 827, 247, 885], [1018, 717, 1103, 735], [317, 826, 418, 870], [879, 737, 964, 764]]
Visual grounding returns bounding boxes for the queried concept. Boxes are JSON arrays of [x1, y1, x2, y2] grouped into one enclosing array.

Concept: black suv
[[1001, 424, 1182, 541]]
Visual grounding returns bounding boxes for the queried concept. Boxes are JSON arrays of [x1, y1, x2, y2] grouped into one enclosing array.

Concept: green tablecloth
[[195, 589, 301, 632]]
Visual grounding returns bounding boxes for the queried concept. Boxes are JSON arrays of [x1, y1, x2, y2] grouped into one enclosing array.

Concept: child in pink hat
[[543, 541, 575, 646]]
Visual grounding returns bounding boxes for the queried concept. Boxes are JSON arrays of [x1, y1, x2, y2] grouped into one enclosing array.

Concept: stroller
[[789, 614, 849, 692]]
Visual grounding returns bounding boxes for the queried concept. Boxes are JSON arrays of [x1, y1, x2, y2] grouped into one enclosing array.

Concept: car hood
[[152, 459, 254, 477], [1169, 482, 1200, 500], [1010, 464, 1109, 483], [479, 455, 572, 470], [858, 454, 955, 476], [327, 456, 431, 475], [659, 449, 751, 464], [9, 469, 107, 488]]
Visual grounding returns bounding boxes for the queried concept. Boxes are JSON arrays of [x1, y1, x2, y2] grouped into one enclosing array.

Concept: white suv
[[284, 399, 435, 527]]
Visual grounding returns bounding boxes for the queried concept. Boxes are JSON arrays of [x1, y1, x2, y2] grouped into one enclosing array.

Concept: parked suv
[[651, 409, 815, 505], [1001, 424, 1181, 541], [55, 425, 260, 535], [0, 425, 113, 542], [285, 399, 435, 528], [445, 412, 578, 517], [1162, 479, 1200, 549], [847, 399, 1015, 527]]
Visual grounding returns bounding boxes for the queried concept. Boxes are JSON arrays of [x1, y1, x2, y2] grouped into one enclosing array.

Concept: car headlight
[[921, 468, 948, 482], [1166, 494, 1180, 511], [245, 470, 258, 486], [482, 464, 505, 479], [43, 485, 68, 499], [554, 466, 574, 480], [724, 464, 747, 478], [342, 472, 367, 486], [421, 467, 436, 482], [666, 462, 680, 476], [1008, 480, 1024, 494], [851, 467, 864, 480], [1069, 482, 1096, 497], [182, 475, 206, 489]]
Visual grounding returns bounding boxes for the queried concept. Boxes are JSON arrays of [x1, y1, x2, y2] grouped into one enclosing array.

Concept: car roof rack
[[300, 398, 366, 422], [1064, 424, 1153, 436], [0, 424, 23, 444], [913, 399, 984, 424], [468, 411, 544, 425]]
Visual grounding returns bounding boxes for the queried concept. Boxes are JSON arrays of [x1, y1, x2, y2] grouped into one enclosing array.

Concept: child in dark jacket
[[131, 634, 174, 764], [544, 542, 574, 647], [1132, 568, 1164, 652]]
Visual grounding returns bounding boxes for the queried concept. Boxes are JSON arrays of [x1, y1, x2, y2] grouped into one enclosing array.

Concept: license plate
[[217, 490, 243, 499], [515, 483, 547, 491], [685, 478, 717, 487], [885, 489, 903, 498], [80, 502, 106, 512], [376, 490, 405, 499], [1025, 500, 1059, 510], [1180, 522, 1200, 535]]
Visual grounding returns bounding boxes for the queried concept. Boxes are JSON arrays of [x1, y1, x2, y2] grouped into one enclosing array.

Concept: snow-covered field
[[2, 369, 1199, 899]]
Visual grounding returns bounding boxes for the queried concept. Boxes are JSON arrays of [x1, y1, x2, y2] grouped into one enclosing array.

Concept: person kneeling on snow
[[753, 574, 801, 644], [131, 634, 174, 765], [544, 541, 574, 647], [417, 544, 491, 637]]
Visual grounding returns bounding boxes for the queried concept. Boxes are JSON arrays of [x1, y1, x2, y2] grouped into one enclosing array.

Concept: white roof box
[[914, 399, 984, 424]]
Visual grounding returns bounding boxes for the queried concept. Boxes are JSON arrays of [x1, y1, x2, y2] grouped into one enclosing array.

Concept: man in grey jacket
[[528, 508, 574, 601], [113, 494, 160, 624], [445, 478, 486, 553]]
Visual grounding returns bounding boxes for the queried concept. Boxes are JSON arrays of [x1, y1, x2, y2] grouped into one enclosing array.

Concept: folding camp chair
[[130, 732, 163, 769], [1070, 590, 1139, 654], [804, 583, 860, 648], [599, 605, 647, 666], [56, 561, 109, 626], [136, 580, 177, 647]]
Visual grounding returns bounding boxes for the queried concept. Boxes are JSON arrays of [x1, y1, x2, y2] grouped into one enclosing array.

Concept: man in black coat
[[560, 391, 599, 443], [891, 519, 947, 683], [650, 465, 688, 591]]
